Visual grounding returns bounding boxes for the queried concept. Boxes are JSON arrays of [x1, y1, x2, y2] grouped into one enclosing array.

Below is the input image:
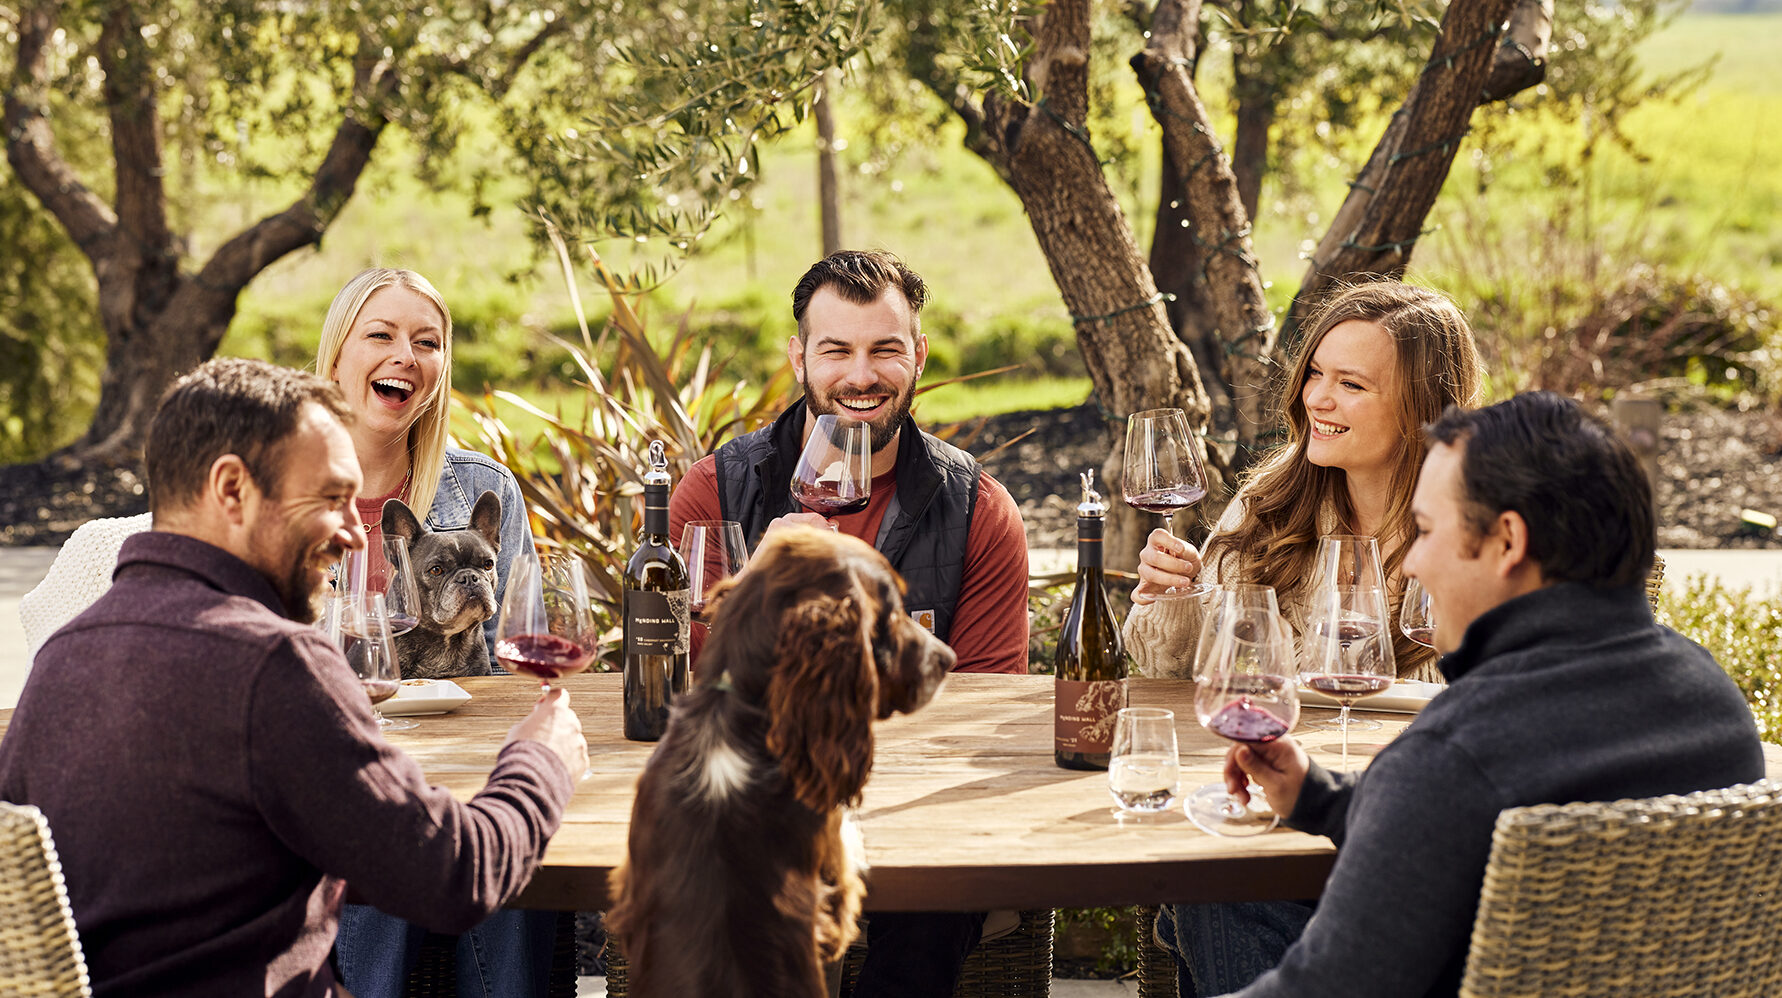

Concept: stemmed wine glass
[[1400, 578, 1436, 650], [1192, 584, 1289, 682], [1124, 408, 1211, 601], [1108, 708, 1180, 816], [678, 520, 749, 626], [495, 549, 599, 695], [338, 535, 422, 637], [324, 592, 416, 732], [1188, 608, 1299, 836], [790, 414, 873, 517], [1301, 535, 1395, 769]]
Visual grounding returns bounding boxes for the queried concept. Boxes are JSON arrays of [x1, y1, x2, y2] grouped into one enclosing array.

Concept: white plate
[[1297, 679, 1445, 714], [381, 679, 472, 716]]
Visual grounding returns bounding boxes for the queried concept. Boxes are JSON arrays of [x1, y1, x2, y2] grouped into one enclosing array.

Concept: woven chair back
[[0, 801, 93, 997], [1461, 779, 1782, 998]]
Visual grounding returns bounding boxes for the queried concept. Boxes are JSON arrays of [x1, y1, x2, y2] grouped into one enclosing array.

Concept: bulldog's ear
[[382, 499, 425, 543], [469, 491, 503, 551]]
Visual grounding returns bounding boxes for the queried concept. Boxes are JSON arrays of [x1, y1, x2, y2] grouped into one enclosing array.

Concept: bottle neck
[[644, 481, 670, 540], [1076, 515, 1102, 573]]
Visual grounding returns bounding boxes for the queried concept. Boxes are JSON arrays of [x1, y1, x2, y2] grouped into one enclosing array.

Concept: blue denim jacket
[[426, 448, 539, 660]]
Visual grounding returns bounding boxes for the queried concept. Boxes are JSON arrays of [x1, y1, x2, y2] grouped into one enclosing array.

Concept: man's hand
[[507, 687, 588, 779], [764, 512, 837, 534], [1225, 735, 1309, 819], [1131, 528, 1202, 605]]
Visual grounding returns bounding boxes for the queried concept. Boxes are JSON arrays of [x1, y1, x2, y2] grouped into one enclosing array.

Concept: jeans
[[851, 910, 987, 998], [334, 903, 558, 998], [1154, 900, 1314, 997]]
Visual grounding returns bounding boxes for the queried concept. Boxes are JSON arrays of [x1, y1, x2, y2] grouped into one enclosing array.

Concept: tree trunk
[[1131, 0, 1277, 481], [3, 3, 398, 467], [1287, 0, 1534, 341], [814, 69, 843, 256], [968, 0, 1214, 569]]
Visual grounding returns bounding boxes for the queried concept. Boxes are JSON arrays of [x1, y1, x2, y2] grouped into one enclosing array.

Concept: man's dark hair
[[146, 358, 354, 513], [1425, 391, 1654, 588], [790, 250, 928, 340]]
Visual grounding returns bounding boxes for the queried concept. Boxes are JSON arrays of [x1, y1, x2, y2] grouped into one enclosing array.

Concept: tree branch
[[1289, 0, 1520, 338], [1483, 0, 1552, 101], [98, 2, 176, 315], [3, 0, 116, 261]]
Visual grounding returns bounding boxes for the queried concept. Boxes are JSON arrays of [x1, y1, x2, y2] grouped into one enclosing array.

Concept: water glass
[[1108, 707, 1180, 815]]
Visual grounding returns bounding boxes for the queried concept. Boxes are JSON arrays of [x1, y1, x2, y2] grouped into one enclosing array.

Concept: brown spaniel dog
[[606, 527, 954, 998]]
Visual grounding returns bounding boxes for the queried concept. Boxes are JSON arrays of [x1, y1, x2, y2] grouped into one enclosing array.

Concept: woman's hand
[[1131, 528, 1202, 605]]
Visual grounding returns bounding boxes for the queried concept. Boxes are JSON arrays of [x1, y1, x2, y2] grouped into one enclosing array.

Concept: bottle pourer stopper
[[1077, 470, 1106, 519]]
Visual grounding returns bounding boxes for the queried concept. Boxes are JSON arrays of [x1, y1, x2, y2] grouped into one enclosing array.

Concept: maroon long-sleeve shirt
[[0, 531, 573, 997]]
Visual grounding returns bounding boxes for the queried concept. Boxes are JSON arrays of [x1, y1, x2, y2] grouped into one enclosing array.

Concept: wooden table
[[383, 673, 1418, 912]]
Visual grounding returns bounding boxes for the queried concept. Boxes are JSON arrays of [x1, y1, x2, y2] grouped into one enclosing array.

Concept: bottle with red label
[[1054, 469, 1128, 770], [623, 440, 691, 741]]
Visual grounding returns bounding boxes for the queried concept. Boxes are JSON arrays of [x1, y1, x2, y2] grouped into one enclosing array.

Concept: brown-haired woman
[[1128, 280, 1484, 998], [1125, 279, 1484, 686]]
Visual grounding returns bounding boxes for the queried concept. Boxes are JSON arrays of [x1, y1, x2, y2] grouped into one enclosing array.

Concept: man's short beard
[[803, 381, 914, 453]]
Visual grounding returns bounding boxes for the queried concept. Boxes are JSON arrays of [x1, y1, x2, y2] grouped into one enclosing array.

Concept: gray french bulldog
[[381, 491, 502, 680]]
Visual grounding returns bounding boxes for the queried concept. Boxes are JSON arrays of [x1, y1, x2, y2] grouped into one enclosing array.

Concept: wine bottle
[[623, 440, 691, 741], [1055, 469, 1128, 771]]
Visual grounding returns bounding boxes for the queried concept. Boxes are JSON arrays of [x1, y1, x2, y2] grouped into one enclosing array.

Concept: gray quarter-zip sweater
[[1231, 581, 1763, 998]]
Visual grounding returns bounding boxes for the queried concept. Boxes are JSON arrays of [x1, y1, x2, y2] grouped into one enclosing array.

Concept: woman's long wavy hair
[[1207, 280, 1484, 675], [314, 268, 454, 520]]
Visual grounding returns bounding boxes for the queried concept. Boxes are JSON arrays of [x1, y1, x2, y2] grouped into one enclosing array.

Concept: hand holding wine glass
[[1187, 606, 1298, 836], [1124, 408, 1210, 602], [790, 414, 873, 517]]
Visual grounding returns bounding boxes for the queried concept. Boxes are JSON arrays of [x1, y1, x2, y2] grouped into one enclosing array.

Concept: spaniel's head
[[699, 527, 953, 810]]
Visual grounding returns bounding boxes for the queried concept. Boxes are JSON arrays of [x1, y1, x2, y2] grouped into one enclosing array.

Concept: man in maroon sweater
[[0, 359, 586, 998]]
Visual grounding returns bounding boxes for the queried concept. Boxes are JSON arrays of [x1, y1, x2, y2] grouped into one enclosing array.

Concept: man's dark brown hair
[[790, 250, 928, 340], [145, 358, 354, 513]]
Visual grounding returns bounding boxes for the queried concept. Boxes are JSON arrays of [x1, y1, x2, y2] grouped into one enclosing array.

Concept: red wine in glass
[[496, 633, 595, 686], [1124, 487, 1207, 516], [385, 613, 419, 636], [362, 679, 400, 705], [1205, 699, 1290, 743], [1314, 618, 1384, 644], [1305, 675, 1393, 699], [790, 480, 870, 516], [1403, 625, 1436, 649]]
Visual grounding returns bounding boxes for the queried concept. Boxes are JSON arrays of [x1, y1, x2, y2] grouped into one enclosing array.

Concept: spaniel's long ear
[[766, 589, 878, 811]]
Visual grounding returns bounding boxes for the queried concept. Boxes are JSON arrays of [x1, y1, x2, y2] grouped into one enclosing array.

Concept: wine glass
[[324, 593, 417, 732], [790, 413, 873, 517], [1301, 584, 1396, 769], [494, 549, 599, 695], [1192, 584, 1288, 682], [1188, 616, 1299, 836], [1108, 707, 1180, 816], [1401, 577, 1436, 650], [337, 535, 422, 637], [678, 520, 749, 625], [1124, 408, 1211, 601]]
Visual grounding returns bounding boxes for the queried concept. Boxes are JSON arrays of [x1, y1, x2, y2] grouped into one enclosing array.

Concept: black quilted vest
[[714, 403, 981, 644]]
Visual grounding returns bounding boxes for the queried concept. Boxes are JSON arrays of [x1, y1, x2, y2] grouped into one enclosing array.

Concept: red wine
[[1404, 625, 1435, 648], [385, 613, 419, 636], [1306, 674, 1393, 699], [1314, 619, 1383, 643], [362, 679, 399, 705], [497, 633, 595, 681], [1206, 700, 1289, 743], [689, 602, 710, 626], [1124, 487, 1207, 515], [790, 481, 870, 516]]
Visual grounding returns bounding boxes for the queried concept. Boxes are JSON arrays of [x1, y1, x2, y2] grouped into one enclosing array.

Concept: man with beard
[[0, 358, 586, 998], [669, 251, 1030, 997]]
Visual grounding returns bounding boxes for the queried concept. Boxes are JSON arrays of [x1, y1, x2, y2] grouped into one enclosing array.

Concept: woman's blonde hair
[[1208, 280, 1484, 676], [314, 268, 454, 519]]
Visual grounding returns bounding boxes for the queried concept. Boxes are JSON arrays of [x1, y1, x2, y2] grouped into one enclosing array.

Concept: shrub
[[1659, 576, 1782, 739]]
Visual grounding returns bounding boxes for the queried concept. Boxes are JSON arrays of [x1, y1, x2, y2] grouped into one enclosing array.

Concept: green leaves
[[1660, 577, 1782, 740]]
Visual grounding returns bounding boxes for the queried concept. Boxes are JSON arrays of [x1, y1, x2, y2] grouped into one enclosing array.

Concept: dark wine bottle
[[623, 440, 691, 741], [1055, 469, 1128, 770]]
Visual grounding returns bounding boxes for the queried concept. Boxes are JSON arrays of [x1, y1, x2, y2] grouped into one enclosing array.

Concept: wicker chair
[[0, 801, 93, 998], [604, 909, 1056, 997], [1460, 779, 1782, 998], [400, 912, 579, 998]]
